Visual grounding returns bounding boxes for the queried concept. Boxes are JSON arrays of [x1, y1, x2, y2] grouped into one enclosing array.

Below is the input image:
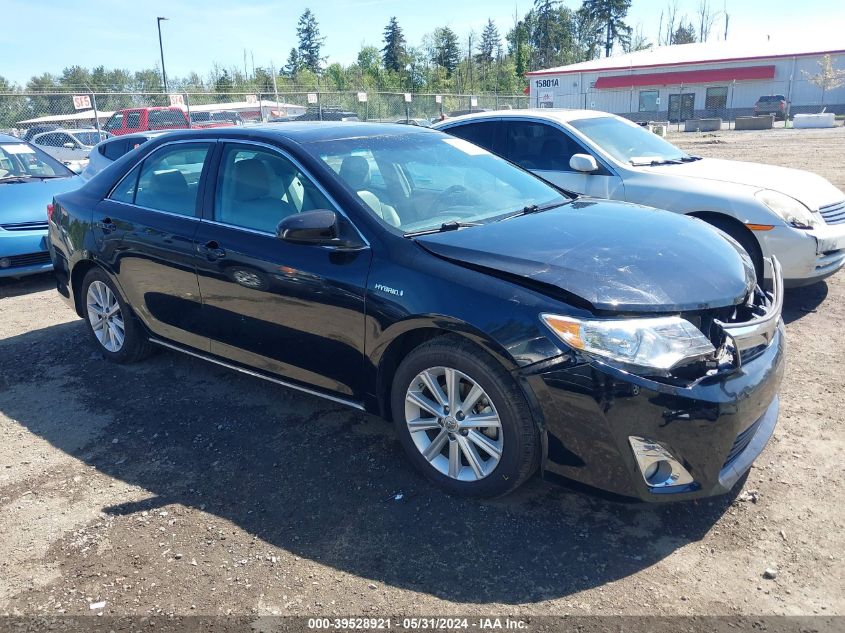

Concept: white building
[[526, 40, 845, 121]]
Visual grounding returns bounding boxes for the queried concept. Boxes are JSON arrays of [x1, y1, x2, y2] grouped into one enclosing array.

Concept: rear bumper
[[522, 324, 785, 502], [0, 230, 52, 277]]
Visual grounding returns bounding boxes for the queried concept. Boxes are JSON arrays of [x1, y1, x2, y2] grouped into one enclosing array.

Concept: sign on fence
[[404, 93, 412, 103], [169, 94, 185, 106], [435, 95, 442, 104], [72, 95, 91, 110], [307, 93, 318, 104], [357, 92, 368, 103], [470, 96, 478, 107], [245, 94, 258, 104]]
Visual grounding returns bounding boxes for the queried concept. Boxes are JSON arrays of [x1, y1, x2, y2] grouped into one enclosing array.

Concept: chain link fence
[[0, 91, 530, 136]]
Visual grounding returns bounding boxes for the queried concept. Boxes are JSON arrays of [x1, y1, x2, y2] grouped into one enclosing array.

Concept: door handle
[[95, 217, 117, 232], [197, 240, 226, 260]]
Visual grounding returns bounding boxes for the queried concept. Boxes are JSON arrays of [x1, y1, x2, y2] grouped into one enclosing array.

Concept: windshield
[[308, 133, 570, 233], [73, 131, 108, 146], [0, 142, 73, 178], [569, 116, 690, 164]]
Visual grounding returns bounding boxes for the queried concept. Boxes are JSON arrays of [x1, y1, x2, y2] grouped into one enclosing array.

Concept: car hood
[[415, 200, 756, 313], [637, 158, 844, 210], [0, 176, 81, 225]]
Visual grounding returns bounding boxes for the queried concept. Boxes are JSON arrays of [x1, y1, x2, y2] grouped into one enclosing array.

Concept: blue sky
[[2, 0, 844, 85]]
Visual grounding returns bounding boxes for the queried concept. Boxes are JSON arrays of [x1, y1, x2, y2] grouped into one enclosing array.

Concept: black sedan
[[47, 123, 784, 501]]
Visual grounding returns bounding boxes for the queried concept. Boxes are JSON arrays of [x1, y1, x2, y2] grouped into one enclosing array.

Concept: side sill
[[148, 337, 366, 412]]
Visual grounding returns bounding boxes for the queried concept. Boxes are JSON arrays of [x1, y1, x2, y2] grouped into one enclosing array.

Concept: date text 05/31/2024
[[307, 617, 529, 630]]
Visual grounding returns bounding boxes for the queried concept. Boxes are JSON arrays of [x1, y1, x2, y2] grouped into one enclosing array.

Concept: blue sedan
[[0, 134, 81, 278]]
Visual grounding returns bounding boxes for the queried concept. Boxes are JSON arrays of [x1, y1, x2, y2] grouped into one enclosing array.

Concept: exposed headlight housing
[[755, 189, 820, 229], [541, 314, 716, 373]]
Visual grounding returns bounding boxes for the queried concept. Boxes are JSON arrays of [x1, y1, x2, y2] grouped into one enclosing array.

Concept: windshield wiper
[[680, 155, 702, 162], [0, 174, 63, 182], [630, 155, 701, 166], [404, 221, 481, 237], [497, 199, 571, 222]]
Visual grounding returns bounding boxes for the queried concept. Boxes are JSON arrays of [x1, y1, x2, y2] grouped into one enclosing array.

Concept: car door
[[193, 141, 371, 399], [501, 120, 624, 199], [94, 140, 214, 351]]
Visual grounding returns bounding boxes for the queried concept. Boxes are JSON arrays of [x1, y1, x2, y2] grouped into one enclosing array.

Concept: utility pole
[[157, 17, 169, 93]]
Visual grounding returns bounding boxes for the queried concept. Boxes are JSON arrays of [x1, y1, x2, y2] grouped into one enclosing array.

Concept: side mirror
[[63, 142, 76, 149], [570, 153, 598, 173], [277, 209, 340, 244]]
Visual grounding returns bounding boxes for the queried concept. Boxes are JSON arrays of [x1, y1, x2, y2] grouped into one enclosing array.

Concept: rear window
[[101, 138, 129, 161], [149, 110, 186, 127], [759, 95, 786, 102]]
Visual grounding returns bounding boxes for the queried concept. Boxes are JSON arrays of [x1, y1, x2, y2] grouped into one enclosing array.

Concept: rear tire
[[81, 267, 153, 364], [390, 336, 540, 498]]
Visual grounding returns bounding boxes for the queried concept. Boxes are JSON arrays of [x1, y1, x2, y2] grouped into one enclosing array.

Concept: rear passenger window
[[126, 112, 141, 129], [129, 143, 211, 215], [447, 122, 496, 151], [102, 139, 129, 161], [110, 163, 141, 204]]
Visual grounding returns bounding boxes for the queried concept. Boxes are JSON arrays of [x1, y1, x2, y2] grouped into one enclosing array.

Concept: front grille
[[5, 252, 51, 268], [819, 200, 845, 225], [723, 416, 764, 469], [0, 221, 49, 231]]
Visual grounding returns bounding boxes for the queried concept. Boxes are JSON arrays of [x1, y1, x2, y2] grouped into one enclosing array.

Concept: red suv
[[103, 107, 189, 136]]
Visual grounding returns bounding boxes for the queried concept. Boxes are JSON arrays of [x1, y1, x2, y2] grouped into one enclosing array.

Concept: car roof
[[147, 122, 437, 144], [33, 128, 97, 136], [0, 133, 24, 143], [440, 108, 614, 126]]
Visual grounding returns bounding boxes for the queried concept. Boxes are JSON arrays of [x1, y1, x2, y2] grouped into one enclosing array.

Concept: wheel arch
[[69, 259, 101, 318], [372, 318, 522, 423], [686, 210, 765, 270]]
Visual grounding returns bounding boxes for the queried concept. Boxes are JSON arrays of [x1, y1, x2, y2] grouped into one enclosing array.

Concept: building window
[[638, 90, 659, 111], [705, 86, 728, 109]]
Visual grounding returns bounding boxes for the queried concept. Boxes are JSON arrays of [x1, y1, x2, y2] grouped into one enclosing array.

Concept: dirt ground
[[0, 127, 843, 624]]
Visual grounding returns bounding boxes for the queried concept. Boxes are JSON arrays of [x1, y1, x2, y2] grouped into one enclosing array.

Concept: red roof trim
[[525, 49, 845, 77], [593, 65, 775, 88]]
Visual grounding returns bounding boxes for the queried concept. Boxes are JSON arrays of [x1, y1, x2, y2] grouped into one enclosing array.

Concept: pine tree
[[382, 17, 407, 73], [581, 0, 632, 57], [478, 19, 500, 65], [284, 47, 302, 78], [672, 22, 697, 45], [432, 27, 460, 77], [296, 8, 325, 74]]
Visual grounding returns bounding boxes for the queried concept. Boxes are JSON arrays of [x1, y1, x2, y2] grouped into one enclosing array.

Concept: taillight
[[780, 102, 785, 110], [47, 203, 55, 221]]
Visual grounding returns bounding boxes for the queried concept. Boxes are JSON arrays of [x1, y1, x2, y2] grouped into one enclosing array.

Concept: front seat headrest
[[339, 155, 370, 191], [233, 158, 272, 201]]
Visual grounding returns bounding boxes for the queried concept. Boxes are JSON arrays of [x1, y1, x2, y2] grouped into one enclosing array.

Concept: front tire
[[391, 336, 540, 498], [81, 267, 153, 364]]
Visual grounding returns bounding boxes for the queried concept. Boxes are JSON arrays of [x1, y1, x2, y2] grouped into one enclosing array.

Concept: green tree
[[296, 8, 325, 74], [478, 19, 500, 65], [432, 27, 461, 78], [507, 16, 533, 78], [531, 1, 577, 70], [672, 21, 697, 45], [214, 69, 234, 93], [581, 0, 632, 57], [284, 48, 302, 78], [382, 17, 407, 73]]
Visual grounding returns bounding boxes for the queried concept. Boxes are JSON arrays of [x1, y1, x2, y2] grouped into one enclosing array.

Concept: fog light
[[629, 436, 694, 489], [0, 257, 10, 269]]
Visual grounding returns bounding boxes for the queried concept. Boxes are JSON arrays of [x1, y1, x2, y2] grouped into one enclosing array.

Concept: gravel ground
[[0, 127, 843, 623]]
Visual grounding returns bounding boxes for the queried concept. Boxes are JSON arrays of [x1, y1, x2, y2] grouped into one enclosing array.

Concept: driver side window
[[503, 121, 585, 172], [215, 144, 336, 234]]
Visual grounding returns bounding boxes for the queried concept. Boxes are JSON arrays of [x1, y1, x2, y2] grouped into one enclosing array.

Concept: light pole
[[157, 17, 169, 93]]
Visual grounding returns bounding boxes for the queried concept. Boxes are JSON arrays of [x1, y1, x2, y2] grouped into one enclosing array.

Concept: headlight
[[541, 314, 715, 372], [755, 189, 820, 229]]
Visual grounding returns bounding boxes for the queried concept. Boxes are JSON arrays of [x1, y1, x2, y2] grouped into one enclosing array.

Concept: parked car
[[81, 131, 172, 181], [48, 124, 784, 501], [30, 128, 111, 170], [754, 95, 789, 120], [103, 107, 189, 136], [189, 111, 240, 127], [435, 109, 845, 287], [0, 134, 80, 277], [295, 109, 360, 122], [22, 124, 60, 143]]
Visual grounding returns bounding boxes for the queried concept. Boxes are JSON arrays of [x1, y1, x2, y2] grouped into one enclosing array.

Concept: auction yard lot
[[0, 127, 843, 618]]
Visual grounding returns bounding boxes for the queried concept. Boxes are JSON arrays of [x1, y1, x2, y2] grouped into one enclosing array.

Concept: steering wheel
[[433, 185, 480, 213]]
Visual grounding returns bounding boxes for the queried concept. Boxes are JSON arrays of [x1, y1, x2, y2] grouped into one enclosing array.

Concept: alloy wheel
[[86, 280, 125, 353], [404, 366, 503, 481]]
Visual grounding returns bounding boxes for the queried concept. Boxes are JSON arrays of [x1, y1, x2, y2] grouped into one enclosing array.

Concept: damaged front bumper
[[520, 259, 786, 502]]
